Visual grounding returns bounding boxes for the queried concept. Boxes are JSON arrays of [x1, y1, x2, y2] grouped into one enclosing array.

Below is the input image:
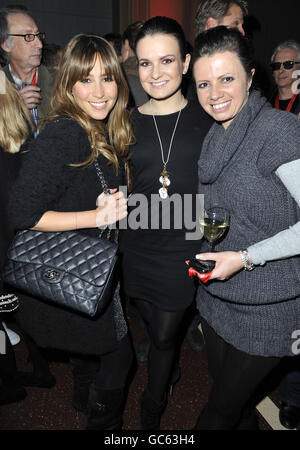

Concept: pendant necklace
[[152, 109, 182, 199]]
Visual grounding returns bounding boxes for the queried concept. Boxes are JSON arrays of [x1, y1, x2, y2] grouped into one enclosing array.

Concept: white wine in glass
[[199, 207, 230, 251]]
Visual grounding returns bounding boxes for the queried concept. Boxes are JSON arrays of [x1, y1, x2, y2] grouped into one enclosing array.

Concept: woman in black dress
[[120, 17, 212, 429], [0, 70, 34, 405], [9, 34, 134, 429]]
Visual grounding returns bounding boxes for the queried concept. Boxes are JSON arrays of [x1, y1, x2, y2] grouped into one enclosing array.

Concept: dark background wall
[[245, 0, 300, 96], [1, 0, 300, 95], [0, 0, 113, 45]]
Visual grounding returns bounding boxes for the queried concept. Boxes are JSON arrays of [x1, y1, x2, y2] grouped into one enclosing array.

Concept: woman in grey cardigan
[[192, 27, 300, 429]]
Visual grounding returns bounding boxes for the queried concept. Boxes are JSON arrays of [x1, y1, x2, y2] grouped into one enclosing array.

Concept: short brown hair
[[195, 0, 248, 37]]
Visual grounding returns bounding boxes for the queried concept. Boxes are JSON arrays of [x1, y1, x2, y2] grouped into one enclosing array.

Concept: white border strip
[[256, 397, 296, 431]]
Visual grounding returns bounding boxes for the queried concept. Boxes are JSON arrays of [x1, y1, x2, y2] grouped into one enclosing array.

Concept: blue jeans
[[279, 357, 300, 408]]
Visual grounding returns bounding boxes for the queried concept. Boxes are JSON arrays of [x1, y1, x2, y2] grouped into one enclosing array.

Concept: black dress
[[120, 100, 212, 311], [9, 118, 127, 355]]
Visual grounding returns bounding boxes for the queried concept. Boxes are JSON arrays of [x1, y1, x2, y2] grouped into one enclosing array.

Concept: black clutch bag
[[185, 258, 215, 283], [187, 258, 215, 273], [2, 159, 118, 317]]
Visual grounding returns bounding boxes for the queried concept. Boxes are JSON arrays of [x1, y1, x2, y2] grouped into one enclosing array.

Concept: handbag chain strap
[[94, 158, 116, 241], [94, 158, 110, 195]]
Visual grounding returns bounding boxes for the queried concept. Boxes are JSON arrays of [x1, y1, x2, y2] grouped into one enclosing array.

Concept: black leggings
[[199, 318, 281, 429], [131, 298, 186, 403]]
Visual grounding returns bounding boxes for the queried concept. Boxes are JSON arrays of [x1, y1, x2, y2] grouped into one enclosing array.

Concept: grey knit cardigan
[[196, 91, 300, 357]]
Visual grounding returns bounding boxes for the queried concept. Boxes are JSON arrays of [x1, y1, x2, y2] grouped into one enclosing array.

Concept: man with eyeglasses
[[0, 7, 55, 125], [270, 40, 300, 117]]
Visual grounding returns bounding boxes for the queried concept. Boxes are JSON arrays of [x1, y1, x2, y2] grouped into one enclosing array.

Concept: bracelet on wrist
[[239, 250, 255, 271]]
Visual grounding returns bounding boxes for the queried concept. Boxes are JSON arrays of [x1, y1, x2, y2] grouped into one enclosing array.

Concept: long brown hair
[[0, 70, 34, 153], [45, 34, 134, 171]]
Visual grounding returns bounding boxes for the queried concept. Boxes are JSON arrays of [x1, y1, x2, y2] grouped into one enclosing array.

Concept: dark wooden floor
[[0, 316, 297, 431]]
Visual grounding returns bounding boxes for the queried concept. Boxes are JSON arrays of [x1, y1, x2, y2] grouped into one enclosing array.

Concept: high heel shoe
[[169, 366, 181, 396]]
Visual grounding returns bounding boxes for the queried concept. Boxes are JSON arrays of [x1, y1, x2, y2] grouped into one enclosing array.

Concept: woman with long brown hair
[[9, 34, 134, 429]]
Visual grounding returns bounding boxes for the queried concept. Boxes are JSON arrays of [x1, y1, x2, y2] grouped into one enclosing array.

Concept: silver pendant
[[159, 187, 168, 199]]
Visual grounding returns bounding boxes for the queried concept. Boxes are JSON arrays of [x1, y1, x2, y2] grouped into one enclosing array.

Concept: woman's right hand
[[95, 189, 128, 227]]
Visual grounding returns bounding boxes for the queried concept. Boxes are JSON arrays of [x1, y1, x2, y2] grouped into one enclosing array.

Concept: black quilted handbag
[[2, 159, 118, 317]]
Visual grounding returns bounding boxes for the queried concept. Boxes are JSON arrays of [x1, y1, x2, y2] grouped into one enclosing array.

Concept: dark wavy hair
[[193, 26, 254, 78], [135, 16, 188, 61]]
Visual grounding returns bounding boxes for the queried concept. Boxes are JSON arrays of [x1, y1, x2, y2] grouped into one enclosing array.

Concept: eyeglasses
[[8, 32, 46, 42], [270, 60, 300, 71]]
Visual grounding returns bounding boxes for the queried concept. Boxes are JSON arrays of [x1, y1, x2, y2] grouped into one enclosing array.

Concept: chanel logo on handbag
[[43, 269, 60, 281]]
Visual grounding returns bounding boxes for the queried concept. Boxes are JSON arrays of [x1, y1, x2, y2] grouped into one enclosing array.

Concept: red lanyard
[[32, 71, 37, 86], [275, 94, 297, 112]]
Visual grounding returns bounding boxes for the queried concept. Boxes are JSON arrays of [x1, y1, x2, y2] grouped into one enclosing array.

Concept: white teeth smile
[[212, 101, 230, 110], [151, 81, 167, 87], [90, 102, 106, 107]]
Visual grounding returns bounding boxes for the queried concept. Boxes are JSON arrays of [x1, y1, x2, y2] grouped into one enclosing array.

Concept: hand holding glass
[[199, 207, 230, 252]]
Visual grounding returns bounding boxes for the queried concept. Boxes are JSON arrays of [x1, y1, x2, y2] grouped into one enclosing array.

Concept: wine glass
[[199, 206, 230, 252]]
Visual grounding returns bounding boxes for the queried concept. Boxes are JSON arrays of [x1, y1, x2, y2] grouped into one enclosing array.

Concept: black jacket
[[9, 118, 125, 355]]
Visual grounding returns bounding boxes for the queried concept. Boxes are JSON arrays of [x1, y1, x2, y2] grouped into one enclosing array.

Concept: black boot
[[0, 381, 27, 405], [70, 357, 99, 414], [140, 389, 167, 430], [86, 384, 124, 430], [0, 325, 27, 404], [236, 407, 259, 430], [16, 333, 56, 388]]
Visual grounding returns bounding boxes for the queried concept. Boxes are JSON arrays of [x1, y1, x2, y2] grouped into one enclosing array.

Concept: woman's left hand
[[195, 251, 244, 281]]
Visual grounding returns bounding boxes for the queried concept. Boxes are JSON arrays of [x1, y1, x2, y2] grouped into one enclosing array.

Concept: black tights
[[131, 298, 186, 403], [198, 319, 281, 429]]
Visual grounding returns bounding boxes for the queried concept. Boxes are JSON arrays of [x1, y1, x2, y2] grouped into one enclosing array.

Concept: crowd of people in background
[[0, 0, 300, 431]]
